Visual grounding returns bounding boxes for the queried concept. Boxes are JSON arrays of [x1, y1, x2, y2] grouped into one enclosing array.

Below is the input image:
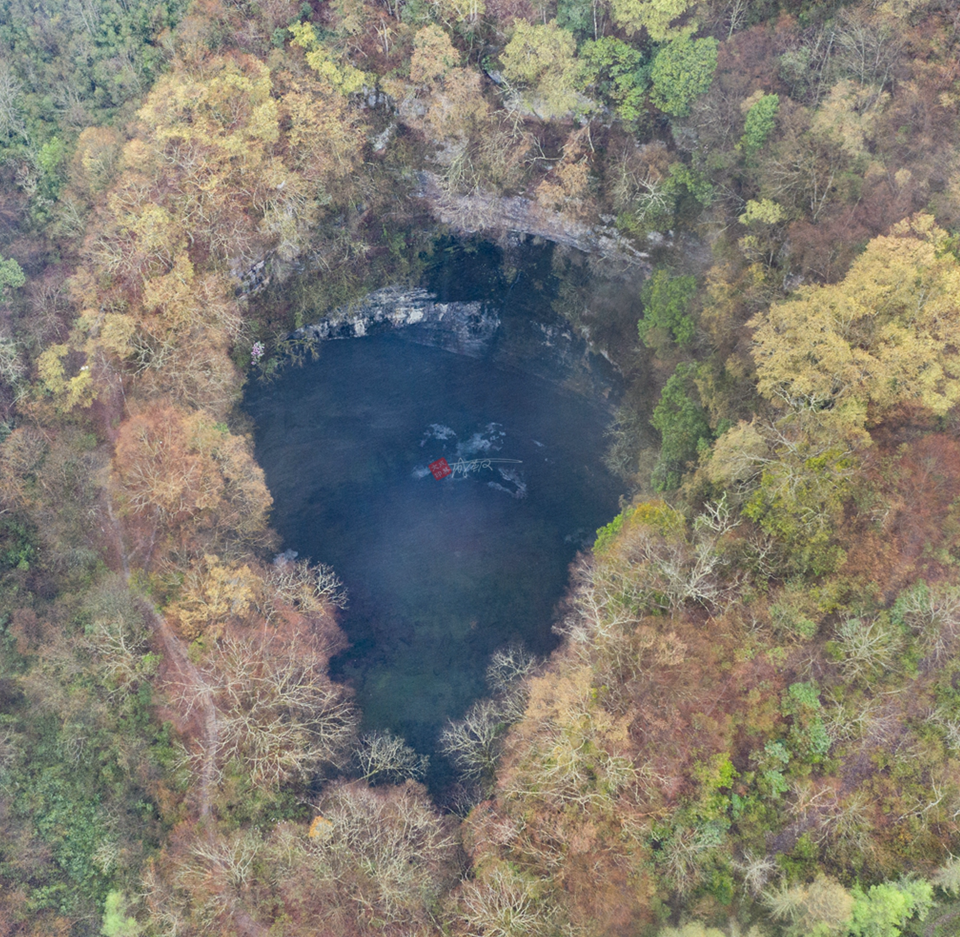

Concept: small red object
[[429, 457, 452, 480]]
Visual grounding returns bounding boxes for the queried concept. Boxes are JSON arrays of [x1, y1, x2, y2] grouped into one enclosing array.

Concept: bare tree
[[0, 62, 26, 144], [457, 863, 562, 937], [267, 556, 348, 614], [192, 633, 358, 789], [833, 7, 904, 89], [354, 730, 429, 785], [833, 616, 901, 680], [267, 781, 458, 933], [440, 698, 511, 789]]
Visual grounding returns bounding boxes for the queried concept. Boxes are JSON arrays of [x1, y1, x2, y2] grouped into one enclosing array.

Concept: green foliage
[[632, 499, 687, 536], [650, 364, 711, 491], [695, 752, 737, 792], [784, 681, 821, 714], [556, 0, 594, 39], [666, 162, 715, 209], [742, 446, 853, 577], [0, 515, 35, 571], [650, 35, 718, 117], [609, 0, 697, 41], [638, 267, 697, 352], [102, 891, 143, 936], [0, 579, 169, 921], [501, 21, 577, 84], [757, 740, 791, 798], [579, 37, 649, 123], [500, 20, 583, 119], [740, 93, 780, 154], [594, 509, 628, 553], [849, 879, 934, 937], [0, 255, 25, 301], [0, 0, 186, 148], [769, 588, 819, 642], [782, 682, 831, 763]]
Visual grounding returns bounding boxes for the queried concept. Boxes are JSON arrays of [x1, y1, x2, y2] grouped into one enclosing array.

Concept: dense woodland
[[2, 0, 960, 933]]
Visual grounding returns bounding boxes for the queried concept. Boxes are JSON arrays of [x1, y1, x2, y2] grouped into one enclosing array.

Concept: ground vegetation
[[2, 0, 960, 933]]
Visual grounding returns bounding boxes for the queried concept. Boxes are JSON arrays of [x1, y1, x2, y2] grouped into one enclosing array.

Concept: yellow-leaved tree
[[500, 21, 584, 120], [750, 214, 960, 438], [608, 0, 697, 41]]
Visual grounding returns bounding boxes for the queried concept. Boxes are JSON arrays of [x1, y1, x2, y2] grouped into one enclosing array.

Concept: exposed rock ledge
[[295, 286, 620, 403], [415, 171, 653, 271], [295, 286, 500, 358]]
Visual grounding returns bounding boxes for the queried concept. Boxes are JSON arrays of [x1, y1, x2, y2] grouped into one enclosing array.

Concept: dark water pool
[[243, 244, 623, 786]]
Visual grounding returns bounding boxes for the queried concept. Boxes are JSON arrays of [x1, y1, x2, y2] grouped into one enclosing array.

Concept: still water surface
[[244, 249, 623, 784]]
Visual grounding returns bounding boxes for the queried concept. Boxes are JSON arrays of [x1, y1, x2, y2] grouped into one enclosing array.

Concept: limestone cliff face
[[296, 287, 500, 358], [295, 285, 620, 405], [415, 172, 654, 273]]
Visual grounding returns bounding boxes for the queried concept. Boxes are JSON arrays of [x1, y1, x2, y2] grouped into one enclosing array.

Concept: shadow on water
[[243, 239, 624, 795]]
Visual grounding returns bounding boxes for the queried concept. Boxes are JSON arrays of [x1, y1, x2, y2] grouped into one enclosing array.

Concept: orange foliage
[[843, 431, 960, 594], [111, 402, 272, 569]]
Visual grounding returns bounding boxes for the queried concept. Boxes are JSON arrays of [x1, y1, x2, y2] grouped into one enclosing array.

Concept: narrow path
[[145, 602, 220, 819], [924, 904, 960, 937], [104, 486, 219, 818], [106, 489, 270, 935]]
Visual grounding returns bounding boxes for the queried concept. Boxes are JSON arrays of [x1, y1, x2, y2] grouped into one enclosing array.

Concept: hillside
[[1, 0, 960, 935]]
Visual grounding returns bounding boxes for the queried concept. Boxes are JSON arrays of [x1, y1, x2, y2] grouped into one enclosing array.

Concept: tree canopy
[[750, 214, 960, 436]]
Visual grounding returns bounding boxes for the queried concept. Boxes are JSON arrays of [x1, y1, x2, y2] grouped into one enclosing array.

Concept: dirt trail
[[105, 485, 276, 934], [105, 486, 219, 819], [146, 603, 220, 818]]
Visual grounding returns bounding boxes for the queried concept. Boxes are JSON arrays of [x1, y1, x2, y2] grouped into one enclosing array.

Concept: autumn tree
[[750, 214, 960, 438], [131, 55, 287, 265], [111, 403, 272, 568], [500, 21, 585, 120], [69, 126, 122, 198], [168, 553, 260, 640], [397, 25, 530, 194], [608, 0, 697, 41]]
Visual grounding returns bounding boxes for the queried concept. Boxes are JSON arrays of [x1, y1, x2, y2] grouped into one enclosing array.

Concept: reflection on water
[[243, 247, 623, 789]]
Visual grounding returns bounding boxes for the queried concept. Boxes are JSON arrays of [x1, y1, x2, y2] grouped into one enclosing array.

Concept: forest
[[2, 0, 960, 933]]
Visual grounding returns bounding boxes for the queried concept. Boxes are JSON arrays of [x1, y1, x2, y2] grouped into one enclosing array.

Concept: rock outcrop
[[415, 171, 654, 272], [295, 285, 620, 405], [296, 286, 500, 357]]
